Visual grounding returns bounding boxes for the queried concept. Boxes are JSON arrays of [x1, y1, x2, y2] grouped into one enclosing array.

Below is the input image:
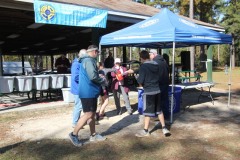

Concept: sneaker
[[98, 113, 106, 120], [69, 132, 83, 147], [162, 128, 171, 137], [96, 112, 100, 121], [127, 109, 133, 115], [89, 133, 106, 142], [135, 130, 150, 138], [95, 120, 100, 125], [116, 109, 122, 115]]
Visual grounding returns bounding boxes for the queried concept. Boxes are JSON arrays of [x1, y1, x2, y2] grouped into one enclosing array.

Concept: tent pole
[[0, 48, 3, 76], [170, 42, 176, 124], [99, 44, 102, 62], [227, 45, 232, 107]]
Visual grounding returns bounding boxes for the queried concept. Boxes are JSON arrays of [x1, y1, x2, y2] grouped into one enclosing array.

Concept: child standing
[[96, 62, 116, 121]]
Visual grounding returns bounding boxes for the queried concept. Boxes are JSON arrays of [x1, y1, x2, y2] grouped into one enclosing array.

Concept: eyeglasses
[[95, 50, 100, 54]]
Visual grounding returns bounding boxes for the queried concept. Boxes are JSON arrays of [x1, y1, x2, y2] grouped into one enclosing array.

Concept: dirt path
[[1, 89, 240, 159]]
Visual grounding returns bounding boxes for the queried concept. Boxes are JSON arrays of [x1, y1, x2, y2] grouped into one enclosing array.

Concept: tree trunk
[[189, 0, 195, 72]]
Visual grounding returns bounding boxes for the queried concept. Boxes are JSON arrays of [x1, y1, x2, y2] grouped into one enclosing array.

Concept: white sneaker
[[89, 133, 106, 142], [135, 130, 150, 138], [162, 128, 171, 136]]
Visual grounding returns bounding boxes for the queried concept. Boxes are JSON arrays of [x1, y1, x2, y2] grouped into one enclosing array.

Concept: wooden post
[[51, 54, 54, 72], [22, 53, 25, 75], [123, 46, 127, 67], [189, 0, 195, 72]]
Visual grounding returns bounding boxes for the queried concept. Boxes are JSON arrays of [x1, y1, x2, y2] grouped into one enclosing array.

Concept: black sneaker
[[96, 112, 100, 121], [162, 128, 171, 137], [117, 109, 122, 115], [69, 132, 83, 147], [127, 109, 133, 115]]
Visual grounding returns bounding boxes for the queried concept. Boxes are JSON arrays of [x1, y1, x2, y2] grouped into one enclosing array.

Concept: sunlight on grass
[[201, 67, 240, 91]]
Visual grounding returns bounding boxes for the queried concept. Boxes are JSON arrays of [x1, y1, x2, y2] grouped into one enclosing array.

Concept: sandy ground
[[1, 89, 239, 139], [1, 88, 240, 159]]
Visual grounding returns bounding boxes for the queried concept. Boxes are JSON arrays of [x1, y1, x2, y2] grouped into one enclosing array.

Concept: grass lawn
[[201, 67, 240, 92]]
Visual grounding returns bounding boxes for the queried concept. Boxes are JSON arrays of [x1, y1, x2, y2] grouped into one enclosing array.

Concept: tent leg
[[227, 45, 233, 107], [0, 48, 3, 76], [170, 42, 176, 124], [98, 44, 102, 62]]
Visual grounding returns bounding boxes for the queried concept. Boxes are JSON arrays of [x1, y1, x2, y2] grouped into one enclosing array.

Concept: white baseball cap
[[114, 58, 121, 63], [149, 49, 157, 54]]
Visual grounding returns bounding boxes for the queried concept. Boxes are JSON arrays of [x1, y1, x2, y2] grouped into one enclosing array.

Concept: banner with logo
[[34, 0, 108, 28]]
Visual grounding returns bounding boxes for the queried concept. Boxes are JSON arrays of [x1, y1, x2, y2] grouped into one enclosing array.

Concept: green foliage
[[219, 0, 240, 57], [212, 44, 231, 66], [176, 0, 218, 23], [143, 0, 176, 11]]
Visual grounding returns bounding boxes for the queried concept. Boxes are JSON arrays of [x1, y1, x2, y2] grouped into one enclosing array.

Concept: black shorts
[[143, 93, 162, 116], [100, 87, 109, 96], [80, 98, 98, 112]]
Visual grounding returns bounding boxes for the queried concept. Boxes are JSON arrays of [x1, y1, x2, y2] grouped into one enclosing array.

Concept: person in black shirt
[[136, 50, 170, 138], [149, 49, 169, 119], [55, 54, 71, 74], [104, 52, 114, 68]]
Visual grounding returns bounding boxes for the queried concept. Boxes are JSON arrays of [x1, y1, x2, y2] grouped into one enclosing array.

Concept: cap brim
[[87, 48, 99, 52]]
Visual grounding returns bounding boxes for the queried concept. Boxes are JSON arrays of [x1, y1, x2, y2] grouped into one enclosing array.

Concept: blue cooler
[[137, 88, 157, 117], [138, 88, 144, 115], [166, 86, 182, 113]]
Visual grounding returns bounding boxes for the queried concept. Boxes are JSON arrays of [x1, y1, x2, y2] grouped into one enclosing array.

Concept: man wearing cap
[[69, 45, 107, 147], [149, 49, 170, 119], [70, 49, 87, 128]]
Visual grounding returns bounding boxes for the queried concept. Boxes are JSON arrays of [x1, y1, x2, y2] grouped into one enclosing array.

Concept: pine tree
[[176, 0, 218, 23], [219, 0, 240, 68]]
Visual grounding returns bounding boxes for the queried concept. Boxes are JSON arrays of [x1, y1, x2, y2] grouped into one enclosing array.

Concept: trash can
[[14, 76, 33, 92], [32, 75, 50, 91], [49, 74, 64, 89], [0, 76, 15, 93], [61, 88, 74, 103], [64, 74, 71, 88], [166, 86, 182, 114]]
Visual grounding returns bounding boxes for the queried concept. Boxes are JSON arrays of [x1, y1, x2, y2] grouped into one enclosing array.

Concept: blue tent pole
[[170, 42, 176, 124]]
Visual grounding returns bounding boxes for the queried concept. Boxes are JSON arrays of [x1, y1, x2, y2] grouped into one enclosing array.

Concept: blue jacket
[[78, 56, 104, 98], [70, 58, 80, 95]]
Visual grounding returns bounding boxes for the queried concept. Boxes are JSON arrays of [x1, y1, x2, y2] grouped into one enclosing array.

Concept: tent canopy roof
[[100, 8, 232, 48]]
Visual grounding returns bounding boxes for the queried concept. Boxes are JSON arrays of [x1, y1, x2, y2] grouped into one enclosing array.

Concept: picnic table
[[173, 81, 215, 105], [177, 70, 202, 83]]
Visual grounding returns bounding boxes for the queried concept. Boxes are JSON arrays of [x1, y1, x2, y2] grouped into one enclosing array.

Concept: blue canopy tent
[[100, 8, 232, 123]]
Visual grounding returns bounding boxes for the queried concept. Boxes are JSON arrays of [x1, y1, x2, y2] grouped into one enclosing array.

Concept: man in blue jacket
[[70, 49, 87, 127], [69, 45, 107, 147]]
